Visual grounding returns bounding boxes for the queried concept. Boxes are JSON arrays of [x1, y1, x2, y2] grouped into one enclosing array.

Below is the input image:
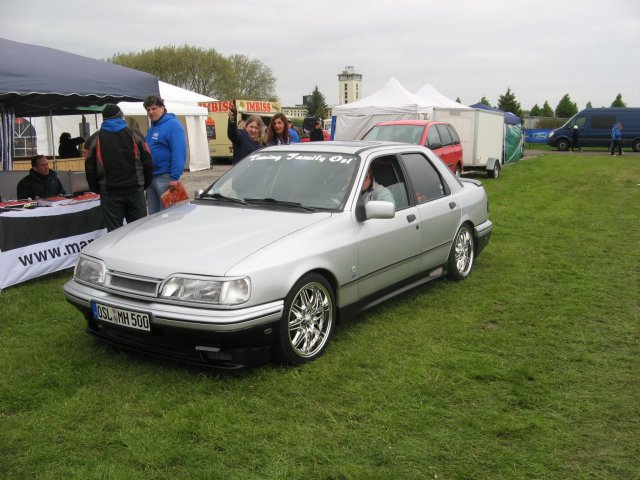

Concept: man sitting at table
[[16, 155, 66, 200]]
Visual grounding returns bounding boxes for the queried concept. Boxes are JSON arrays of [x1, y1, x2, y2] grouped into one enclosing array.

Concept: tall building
[[337, 66, 362, 105]]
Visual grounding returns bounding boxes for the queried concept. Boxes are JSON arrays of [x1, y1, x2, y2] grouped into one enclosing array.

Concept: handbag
[[160, 181, 189, 208]]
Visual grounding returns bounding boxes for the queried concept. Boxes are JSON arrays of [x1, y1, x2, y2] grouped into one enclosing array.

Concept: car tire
[[632, 139, 640, 152], [447, 224, 475, 281], [275, 273, 336, 364], [556, 138, 570, 151], [487, 159, 501, 179]]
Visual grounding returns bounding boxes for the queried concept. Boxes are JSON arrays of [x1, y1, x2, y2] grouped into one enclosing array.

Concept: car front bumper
[[63, 279, 284, 368]]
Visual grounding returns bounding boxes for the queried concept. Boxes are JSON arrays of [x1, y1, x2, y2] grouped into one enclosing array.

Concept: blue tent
[[469, 102, 521, 125], [0, 37, 160, 169]]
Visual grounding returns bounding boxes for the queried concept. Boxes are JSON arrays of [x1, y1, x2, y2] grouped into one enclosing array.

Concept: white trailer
[[433, 107, 504, 178]]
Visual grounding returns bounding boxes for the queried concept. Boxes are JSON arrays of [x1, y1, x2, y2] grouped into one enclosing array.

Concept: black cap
[[102, 104, 123, 119]]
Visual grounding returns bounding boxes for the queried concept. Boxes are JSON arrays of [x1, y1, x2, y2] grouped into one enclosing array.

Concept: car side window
[[368, 155, 410, 210], [435, 124, 453, 146], [401, 152, 447, 204], [426, 126, 441, 148], [591, 115, 615, 129], [447, 125, 460, 144]]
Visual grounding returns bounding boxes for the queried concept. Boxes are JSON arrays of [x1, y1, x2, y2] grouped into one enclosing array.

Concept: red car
[[362, 120, 464, 176]]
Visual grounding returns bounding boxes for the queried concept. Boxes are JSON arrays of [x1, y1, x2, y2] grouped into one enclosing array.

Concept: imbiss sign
[[200, 100, 281, 113]]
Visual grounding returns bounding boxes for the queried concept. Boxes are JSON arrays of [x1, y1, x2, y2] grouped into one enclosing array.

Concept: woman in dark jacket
[[58, 132, 85, 158], [227, 112, 266, 164]]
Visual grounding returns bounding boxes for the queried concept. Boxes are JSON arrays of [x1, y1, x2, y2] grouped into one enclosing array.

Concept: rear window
[[401, 152, 447, 203], [590, 115, 616, 129]]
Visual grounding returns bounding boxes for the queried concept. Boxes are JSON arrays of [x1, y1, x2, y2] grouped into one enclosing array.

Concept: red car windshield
[[363, 125, 424, 144]]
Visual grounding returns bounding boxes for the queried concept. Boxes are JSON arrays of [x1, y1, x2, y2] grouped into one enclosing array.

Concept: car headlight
[[74, 256, 106, 286], [160, 276, 251, 305], [548, 131, 554, 138]]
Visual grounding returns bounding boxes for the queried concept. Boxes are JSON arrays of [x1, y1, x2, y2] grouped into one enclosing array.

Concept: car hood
[[84, 202, 331, 277]]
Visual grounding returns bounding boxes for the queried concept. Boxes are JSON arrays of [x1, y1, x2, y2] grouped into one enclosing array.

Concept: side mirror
[[364, 200, 395, 220], [194, 189, 204, 199]]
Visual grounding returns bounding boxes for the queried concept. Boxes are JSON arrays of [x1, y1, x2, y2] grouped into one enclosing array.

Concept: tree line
[[108, 45, 278, 101], [473, 89, 628, 119], [109, 44, 329, 119]]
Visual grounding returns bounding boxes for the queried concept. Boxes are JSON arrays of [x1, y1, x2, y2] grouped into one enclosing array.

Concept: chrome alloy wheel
[[287, 281, 334, 358], [452, 225, 474, 278]]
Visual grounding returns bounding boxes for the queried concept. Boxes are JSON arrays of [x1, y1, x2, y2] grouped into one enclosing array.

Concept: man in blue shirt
[[143, 95, 187, 213], [610, 122, 623, 156], [288, 120, 300, 143]]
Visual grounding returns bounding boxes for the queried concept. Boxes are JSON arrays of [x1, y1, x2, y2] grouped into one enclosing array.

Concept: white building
[[338, 66, 362, 105], [282, 105, 308, 119]]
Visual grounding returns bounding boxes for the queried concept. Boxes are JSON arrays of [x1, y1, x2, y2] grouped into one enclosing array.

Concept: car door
[[355, 154, 422, 299], [434, 124, 457, 172], [400, 151, 461, 270], [447, 124, 463, 169], [587, 114, 616, 147]]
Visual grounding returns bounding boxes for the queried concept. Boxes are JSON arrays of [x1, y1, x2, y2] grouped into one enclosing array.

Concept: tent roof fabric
[[158, 82, 216, 104], [332, 78, 433, 116], [119, 101, 208, 117], [469, 102, 521, 124], [414, 83, 470, 109], [0, 37, 160, 116]]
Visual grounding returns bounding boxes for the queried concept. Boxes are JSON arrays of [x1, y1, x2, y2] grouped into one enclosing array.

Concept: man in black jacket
[[16, 155, 66, 199], [85, 104, 153, 231]]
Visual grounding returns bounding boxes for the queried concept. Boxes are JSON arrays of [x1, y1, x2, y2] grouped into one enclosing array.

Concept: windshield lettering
[[247, 152, 357, 165], [248, 153, 283, 161]]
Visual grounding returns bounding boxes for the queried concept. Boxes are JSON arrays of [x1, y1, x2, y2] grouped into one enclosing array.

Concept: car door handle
[[449, 202, 456, 209], [406, 214, 416, 222]]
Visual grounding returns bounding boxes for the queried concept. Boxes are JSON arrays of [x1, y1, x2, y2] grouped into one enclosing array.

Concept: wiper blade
[[200, 193, 247, 205], [244, 197, 317, 211]]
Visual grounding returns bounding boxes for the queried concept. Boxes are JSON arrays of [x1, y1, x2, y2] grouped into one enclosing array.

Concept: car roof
[[373, 120, 445, 127], [260, 140, 409, 156]]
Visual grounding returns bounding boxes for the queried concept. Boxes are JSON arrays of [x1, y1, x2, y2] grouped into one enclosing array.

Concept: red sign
[[199, 100, 280, 114]]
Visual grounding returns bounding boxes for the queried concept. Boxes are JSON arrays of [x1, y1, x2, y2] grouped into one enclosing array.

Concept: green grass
[[2, 154, 639, 479], [524, 142, 631, 153]]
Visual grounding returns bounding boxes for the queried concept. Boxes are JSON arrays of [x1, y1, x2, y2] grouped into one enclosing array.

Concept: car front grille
[[107, 271, 161, 297]]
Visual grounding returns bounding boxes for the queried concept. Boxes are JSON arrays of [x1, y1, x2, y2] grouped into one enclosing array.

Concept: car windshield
[[205, 150, 360, 210], [363, 125, 424, 144]]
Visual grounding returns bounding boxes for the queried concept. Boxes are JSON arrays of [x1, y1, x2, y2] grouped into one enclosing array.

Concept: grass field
[[1, 154, 639, 479]]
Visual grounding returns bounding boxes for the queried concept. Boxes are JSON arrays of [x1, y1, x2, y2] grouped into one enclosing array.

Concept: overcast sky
[[2, 0, 638, 110]]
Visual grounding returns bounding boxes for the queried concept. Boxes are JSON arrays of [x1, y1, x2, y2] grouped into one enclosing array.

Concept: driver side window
[[368, 155, 410, 210]]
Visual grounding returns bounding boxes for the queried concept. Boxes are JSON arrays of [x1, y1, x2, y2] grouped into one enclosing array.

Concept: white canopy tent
[[413, 83, 470, 110], [332, 78, 469, 141], [32, 81, 215, 171], [332, 78, 432, 140]]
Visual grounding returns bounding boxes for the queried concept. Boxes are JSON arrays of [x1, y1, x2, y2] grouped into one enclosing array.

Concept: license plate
[[91, 302, 151, 332]]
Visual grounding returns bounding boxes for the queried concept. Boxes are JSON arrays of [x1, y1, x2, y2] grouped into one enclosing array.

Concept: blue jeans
[[147, 174, 171, 214]]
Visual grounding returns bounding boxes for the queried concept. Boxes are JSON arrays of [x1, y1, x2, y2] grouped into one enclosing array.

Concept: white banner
[[0, 229, 106, 291]]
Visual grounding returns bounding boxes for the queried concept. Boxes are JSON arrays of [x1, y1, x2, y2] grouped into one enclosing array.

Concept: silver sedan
[[64, 141, 492, 368]]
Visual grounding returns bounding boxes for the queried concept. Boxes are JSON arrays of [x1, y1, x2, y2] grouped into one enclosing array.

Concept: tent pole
[[48, 110, 57, 170]]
